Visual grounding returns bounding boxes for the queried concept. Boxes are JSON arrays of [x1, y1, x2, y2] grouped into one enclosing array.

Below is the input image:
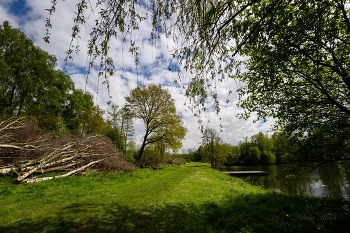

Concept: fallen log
[[22, 159, 104, 183], [0, 167, 16, 175], [1, 117, 130, 183], [0, 144, 37, 150]]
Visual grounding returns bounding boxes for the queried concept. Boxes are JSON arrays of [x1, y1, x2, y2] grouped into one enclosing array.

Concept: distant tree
[[119, 106, 135, 154], [225, 145, 240, 165], [106, 103, 134, 154], [239, 136, 261, 165], [106, 103, 121, 147], [272, 132, 292, 164], [62, 89, 108, 135], [125, 84, 187, 162], [193, 145, 207, 162], [125, 140, 137, 161], [79, 105, 107, 135], [201, 128, 225, 169], [251, 132, 276, 164]]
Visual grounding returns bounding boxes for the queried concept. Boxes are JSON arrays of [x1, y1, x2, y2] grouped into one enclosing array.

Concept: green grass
[[0, 163, 349, 232]]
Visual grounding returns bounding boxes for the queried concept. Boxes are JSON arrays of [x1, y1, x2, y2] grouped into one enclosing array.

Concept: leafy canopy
[[46, 1, 350, 165], [125, 84, 187, 161]]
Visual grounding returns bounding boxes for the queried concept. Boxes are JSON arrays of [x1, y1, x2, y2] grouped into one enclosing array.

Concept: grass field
[[0, 163, 349, 232]]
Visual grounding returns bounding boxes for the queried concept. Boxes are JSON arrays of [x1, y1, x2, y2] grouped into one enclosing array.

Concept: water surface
[[225, 164, 350, 199]]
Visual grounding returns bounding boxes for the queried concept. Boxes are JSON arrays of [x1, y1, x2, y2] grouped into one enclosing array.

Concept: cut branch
[[0, 117, 132, 183], [22, 159, 104, 184]]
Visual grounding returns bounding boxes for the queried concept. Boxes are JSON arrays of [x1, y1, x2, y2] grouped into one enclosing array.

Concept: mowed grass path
[[1, 163, 350, 233]]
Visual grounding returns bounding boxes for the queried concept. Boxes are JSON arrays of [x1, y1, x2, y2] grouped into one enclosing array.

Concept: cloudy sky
[[0, 0, 275, 151]]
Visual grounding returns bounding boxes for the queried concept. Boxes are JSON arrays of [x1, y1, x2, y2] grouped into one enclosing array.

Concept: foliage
[[191, 131, 290, 166], [234, 1, 350, 166], [225, 145, 240, 165], [0, 21, 108, 136], [251, 132, 276, 164], [63, 89, 107, 135], [239, 141, 261, 165], [201, 128, 226, 168], [285, 120, 350, 169], [47, 1, 350, 167], [0, 21, 73, 130], [125, 84, 187, 162], [272, 132, 293, 164], [106, 103, 135, 155]]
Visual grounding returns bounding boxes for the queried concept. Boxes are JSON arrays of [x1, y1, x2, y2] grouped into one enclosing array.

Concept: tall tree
[[106, 103, 134, 153], [0, 21, 73, 121], [239, 141, 261, 165], [79, 105, 107, 135], [125, 84, 187, 161], [63, 89, 108, 135], [47, 1, 350, 118], [106, 103, 121, 147], [272, 132, 292, 164], [201, 128, 224, 168], [120, 106, 135, 154], [47, 1, 350, 165], [251, 132, 276, 164]]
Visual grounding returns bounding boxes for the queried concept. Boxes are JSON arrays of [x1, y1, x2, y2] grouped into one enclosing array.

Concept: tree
[[285, 120, 350, 169], [225, 145, 240, 165], [78, 105, 107, 135], [0, 21, 74, 127], [251, 132, 276, 164], [47, 1, 350, 166], [239, 141, 261, 165], [272, 132, 293, 164], [201, 128, 225, 169], [119, 106, 135, 154], [106, 103, 134, 154], [25, 70, 75, 131], [125, 84, 187, 162], [234, 1, 350, 165]]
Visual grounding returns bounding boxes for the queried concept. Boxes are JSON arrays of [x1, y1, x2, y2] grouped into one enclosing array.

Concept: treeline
[[1, 21, 186, 172], [0, 21, 138, 181], [0, 21, 106, 136], [183, 130, 293, 167]]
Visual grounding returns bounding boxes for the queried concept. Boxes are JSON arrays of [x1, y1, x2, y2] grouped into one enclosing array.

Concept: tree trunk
[[137, 130, 149, 161]]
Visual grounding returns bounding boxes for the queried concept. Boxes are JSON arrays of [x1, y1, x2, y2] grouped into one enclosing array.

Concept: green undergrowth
[[0, 163, 349, 232]]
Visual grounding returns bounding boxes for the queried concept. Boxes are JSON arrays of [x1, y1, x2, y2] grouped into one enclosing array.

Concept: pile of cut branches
[[0, 117, 132, 183]]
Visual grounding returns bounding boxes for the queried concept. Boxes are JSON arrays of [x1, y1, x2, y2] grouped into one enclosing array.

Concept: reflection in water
[[225, 164, 350, 199]]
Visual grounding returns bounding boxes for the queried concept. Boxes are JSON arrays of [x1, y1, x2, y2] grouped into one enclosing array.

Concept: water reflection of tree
[[318, 166, 349, 199], [232, 164, 349, 199], [277, 167, 313, 195]]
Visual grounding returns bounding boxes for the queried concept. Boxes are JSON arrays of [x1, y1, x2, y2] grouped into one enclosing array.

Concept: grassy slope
[[0, 163, 349, 233]]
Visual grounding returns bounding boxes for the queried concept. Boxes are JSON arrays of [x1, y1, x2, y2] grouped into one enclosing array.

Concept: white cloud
[[0, 0, 275, 151]]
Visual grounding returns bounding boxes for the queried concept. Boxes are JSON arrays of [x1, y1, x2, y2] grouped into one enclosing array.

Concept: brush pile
[[0, 117, 133, 183]]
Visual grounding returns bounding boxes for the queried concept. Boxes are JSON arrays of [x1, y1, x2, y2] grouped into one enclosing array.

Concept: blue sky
[[0, 0, 275, 151]]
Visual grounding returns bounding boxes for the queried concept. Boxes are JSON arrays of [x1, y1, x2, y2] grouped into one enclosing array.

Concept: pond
[[224, 164, 350, 199]]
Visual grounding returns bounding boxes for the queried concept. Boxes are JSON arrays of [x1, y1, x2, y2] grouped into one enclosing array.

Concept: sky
[[0, 0, 275, 151]]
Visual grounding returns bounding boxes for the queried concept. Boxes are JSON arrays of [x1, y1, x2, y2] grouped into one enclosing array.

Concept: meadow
[[0, 163, 349, 232]]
